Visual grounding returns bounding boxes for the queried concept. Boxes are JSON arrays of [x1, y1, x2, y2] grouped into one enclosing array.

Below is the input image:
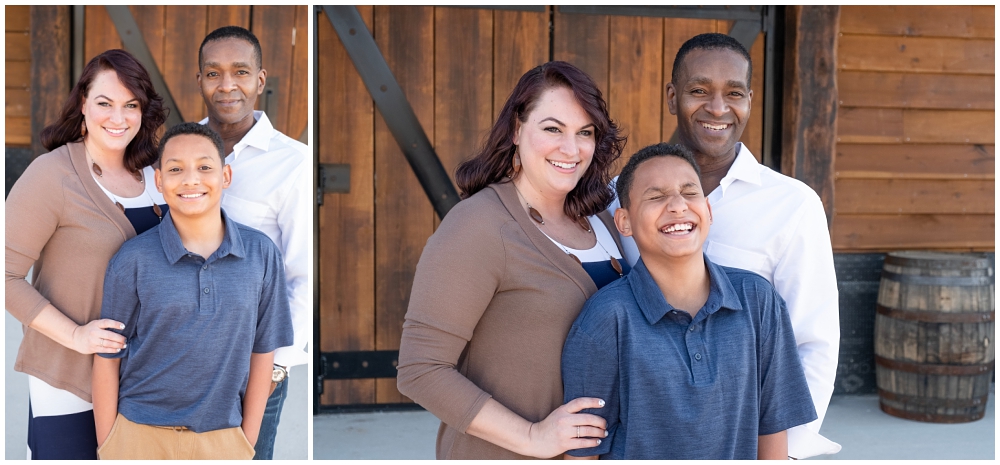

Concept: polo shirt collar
[[716, 143, 762, 198], [628, 255, 744, 326], [159, 209, 246, 264], [197, 110, 273, 160]]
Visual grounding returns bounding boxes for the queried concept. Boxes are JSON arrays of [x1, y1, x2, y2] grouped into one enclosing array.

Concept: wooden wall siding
[[833, 6, 995, 252], [318, 7, 777, 406], [317, 6, 376, 407], [79, 6, 307, 139], [6, 6, 31, 146]]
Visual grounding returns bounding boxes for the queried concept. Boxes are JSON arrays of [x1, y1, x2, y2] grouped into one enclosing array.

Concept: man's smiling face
[[198, 38, 265, 126], [667, 48, 752, 161]]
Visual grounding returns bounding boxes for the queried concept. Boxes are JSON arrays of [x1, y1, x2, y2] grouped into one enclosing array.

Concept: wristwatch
[[272, 364, 289, 383]]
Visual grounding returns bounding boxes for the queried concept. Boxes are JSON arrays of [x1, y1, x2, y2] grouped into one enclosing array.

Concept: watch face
[[272, 367, 285, 383]]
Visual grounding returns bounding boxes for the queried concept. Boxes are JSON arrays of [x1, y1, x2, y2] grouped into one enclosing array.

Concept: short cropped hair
[[199, 26, 263, 70], [672, 33, 752, 87], [616, 143, 700, 210], [157, 122, 226, 165]]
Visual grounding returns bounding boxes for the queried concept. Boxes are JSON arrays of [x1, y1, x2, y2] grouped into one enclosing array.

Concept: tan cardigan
[[396, 181, 624, 460], [5, 142, 137, 402]]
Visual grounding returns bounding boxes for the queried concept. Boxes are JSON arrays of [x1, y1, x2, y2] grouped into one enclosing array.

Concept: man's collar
[[716, 143, 762, 197], [629, 255, 743, 326], [197, 110, 273, 158], [158, 209, 246, 264]]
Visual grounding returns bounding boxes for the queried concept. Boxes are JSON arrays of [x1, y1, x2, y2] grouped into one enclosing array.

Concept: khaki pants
[[98, 413, 255, 460]]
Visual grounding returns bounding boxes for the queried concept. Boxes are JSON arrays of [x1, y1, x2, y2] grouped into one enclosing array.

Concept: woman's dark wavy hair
[[39, 49, 167, 172], [455, 61, 626, 218]]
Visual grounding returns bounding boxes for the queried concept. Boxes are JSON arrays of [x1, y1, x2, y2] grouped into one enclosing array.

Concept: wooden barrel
[[874, 251, 995, 423]]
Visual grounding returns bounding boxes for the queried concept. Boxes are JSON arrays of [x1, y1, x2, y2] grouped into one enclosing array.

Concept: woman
[[5, 49, 168, 460], [396, 61, 628, 459]]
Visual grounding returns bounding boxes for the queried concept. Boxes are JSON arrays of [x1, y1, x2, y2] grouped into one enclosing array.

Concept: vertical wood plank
[[162, 6, 208, 123], [493, 9, 549, 117], [434, 7, 493, 183], [207, 6, 250, 32], [553, 11, 609, 94], [130, 6, 165, 78], [740, 31, 765, 160], [84, 6, 123, 62], [252, 5, 296, 134], [373, 5, 435, 404], [30, 6, 71, 155], [782, 6, 839, 222], [608, 15, 663, 166], [660, 19, 724, 145], [318, 6, 376, 406], [286, 5, 309, 141]]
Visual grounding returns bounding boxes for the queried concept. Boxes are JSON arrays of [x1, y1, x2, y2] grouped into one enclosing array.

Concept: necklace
[[511, 182, 592, 232], [85, 145, 161, 219], [510, 182, 621, 274]]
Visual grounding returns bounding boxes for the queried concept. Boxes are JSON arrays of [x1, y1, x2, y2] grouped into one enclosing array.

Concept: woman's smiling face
[[512, 86, 596, 200], [81, 69, 142, 155]]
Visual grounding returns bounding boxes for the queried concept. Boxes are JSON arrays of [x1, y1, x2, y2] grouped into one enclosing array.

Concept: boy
[[562, 143, 816, 459], [92, 123, 293, 460]]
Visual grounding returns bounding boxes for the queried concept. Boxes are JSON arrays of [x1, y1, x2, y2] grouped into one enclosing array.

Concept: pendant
[[610, 256, 623, 276], [576, 216, 592, 232], [528, 206, 544, 225], [152, 203, 162, 219], [92, 163, 103, 177], [115, 202, 125, 213], [132, 171, 143, 182], [568, 253, 581, 265]]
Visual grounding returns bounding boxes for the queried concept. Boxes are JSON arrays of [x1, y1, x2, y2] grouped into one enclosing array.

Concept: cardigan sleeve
[[396, 195, 509, 433], [5, 152, 67, 325]]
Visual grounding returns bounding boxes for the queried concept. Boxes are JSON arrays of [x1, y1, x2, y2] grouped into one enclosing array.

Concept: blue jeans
[[253, 377, 288, 460]]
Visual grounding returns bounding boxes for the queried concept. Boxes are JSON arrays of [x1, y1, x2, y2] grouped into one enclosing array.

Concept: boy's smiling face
[[155, 134, 231, 220], [615, 155, 711, 261]]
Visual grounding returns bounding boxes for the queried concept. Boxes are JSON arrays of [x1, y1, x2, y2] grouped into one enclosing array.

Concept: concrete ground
[[5, 311, 308, 460], [315, 388, 995, 460]]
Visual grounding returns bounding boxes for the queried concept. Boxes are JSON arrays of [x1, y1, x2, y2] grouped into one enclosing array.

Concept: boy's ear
[[222, 164, 232, 189], [154, 168, 163, 193], [614, 207, 633, 238]]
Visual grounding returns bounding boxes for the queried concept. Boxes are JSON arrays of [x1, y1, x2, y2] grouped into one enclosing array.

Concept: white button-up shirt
[[200, 111, 311, 368], [609, 144, 841, 458]]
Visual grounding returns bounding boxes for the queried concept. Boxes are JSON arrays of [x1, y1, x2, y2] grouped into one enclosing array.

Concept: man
[[196, 26, 310, 460], [563, 143, 816, 459], [93, 123, 293, 459], [609, 33, 840, 459]]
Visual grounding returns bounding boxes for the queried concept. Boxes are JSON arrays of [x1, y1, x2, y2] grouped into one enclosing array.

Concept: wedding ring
[[576, 426, 580, 438]]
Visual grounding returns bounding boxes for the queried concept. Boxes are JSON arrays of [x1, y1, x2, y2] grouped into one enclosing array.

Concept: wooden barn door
[[316, 6, 777, 410]]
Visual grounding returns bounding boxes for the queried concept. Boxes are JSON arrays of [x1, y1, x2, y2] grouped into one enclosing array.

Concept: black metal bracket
[[260, 75, 280, 132], [320, 350, 400, 380], [318, 163, 351, 204], [322, 5, 460, 220], [103, 6, 184, 128]]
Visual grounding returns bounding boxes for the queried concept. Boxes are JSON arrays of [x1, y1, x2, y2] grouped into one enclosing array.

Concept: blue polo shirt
[[99, 209, 293, 433], [561, 256, 816, 459]]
